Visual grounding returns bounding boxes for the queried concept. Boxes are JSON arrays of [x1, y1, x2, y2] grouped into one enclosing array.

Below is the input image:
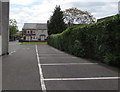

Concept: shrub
[[48, 14, 120, 66]]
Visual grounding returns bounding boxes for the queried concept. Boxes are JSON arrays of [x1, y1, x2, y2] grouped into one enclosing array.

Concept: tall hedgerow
[[48, 14, 120, 66]]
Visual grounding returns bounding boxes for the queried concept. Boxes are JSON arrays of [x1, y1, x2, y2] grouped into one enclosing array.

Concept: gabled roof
[[36, 24, 47, 30], [23, 23, 47, 30]]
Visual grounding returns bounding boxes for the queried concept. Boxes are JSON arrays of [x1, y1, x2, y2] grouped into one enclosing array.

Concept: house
[[22, 23, 48, 42]]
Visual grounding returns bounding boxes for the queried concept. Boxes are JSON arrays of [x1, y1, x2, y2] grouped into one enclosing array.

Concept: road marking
[[9, 51, 16, 55], [39, 53, 68, 55], [35, 45, 46, 92], [40, 57, 78, 59], [43, 77, 120, 81], [41, 63, 98, 66]]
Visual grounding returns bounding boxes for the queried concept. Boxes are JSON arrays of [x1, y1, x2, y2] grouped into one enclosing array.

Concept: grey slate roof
[[23, 23, 47, 30]]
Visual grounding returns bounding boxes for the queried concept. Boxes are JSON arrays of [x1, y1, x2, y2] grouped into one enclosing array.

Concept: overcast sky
[[10, 0, 120, 30]]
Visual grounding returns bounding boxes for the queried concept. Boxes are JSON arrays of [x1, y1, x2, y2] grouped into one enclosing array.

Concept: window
[[26, 36, 31, 40], [33, 36, 35, 39], [27, 30, 31, 34], [32, 36, 36, 40]]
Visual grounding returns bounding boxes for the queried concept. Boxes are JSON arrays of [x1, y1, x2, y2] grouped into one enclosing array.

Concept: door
[[26, 36, 31, 41], [41, 35, 45, 41]]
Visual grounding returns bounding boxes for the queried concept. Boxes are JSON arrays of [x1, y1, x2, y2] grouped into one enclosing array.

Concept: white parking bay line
[[35, 45, 46, 92], [41, 63, 98, 66], [43, 77, 120, 81], [9, 51, 16, 55]]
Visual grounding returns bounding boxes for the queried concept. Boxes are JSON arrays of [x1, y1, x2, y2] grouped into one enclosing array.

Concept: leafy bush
[[48, 14, 120, 66]]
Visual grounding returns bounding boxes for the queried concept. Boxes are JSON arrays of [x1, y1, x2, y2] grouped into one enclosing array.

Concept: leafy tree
[[9, 19, 18, 35], [63, 8, 96, 25], [9, 19, 18, 40], [47, 5, 66, 35]]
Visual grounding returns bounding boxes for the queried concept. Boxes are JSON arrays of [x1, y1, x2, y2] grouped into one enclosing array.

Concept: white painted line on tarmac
[[40, 53, 67, 55], [35, 45, 46, 92], [9, 51, 16, 55], [43, 77, 120, 81], [40, 57, 78, 59], [41, 63, 98, 66]]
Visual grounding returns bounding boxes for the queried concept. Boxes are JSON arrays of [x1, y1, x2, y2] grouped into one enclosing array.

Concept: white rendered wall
[[0, 1, 2, 56], [0, 1, 9, 91], [0, 36, 1, 92], [0, 35, 1, 92], [0, 0, 9, 55], [118, 1, 120, 14], [0, 36, 1, 55]]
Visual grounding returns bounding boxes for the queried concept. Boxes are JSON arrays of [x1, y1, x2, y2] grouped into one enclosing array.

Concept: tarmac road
[[2, 41, 119, 91]]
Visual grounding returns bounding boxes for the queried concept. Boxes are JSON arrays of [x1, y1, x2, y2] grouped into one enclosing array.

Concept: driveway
[[2, 41, 119, 91]]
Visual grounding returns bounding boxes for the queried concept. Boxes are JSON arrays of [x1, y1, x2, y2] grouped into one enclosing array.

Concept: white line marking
[[9, 51, 16, 55], [40, 53, 68, 55], [35, 45, 46, 92], [41, 63, 98, 66], [40, 57, 78, 59], [43, 77, 120, 81]]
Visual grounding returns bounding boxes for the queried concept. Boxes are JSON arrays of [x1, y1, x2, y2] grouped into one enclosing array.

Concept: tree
[[9, 19, 18, 35], [9, 19, 18, 40], [47, 5, 66, 35], [63, 8, 96, 25]]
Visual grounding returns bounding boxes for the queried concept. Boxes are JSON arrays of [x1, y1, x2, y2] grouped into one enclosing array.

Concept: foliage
[[47, 5, 66, 35], [9, 19, 18, 35], [48, 14, 120, 66], [18, 31, 23, 38], [9, 19, 17, 26], [9, 26, 18, 35], [63, 8, 96, 25]]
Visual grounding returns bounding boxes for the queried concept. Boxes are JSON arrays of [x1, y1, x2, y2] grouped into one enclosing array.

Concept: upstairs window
[[27, 30, 31, 34]]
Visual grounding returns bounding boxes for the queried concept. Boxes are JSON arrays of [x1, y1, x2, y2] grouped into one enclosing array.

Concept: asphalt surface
[[3, 42, 41, 90], [2, 41, 120, 91]]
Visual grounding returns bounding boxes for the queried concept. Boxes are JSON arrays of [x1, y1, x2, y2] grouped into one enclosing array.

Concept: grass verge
[[20, 42, 47, 45]]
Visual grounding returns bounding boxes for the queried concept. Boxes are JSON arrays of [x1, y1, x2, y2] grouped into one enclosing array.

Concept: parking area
[[36, 45, 119, 91], [3, 42, 41, 90], [2, 42, 119, 91]]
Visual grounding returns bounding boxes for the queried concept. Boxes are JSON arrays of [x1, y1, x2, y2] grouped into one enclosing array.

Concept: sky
[[10, 0, 120, 31]]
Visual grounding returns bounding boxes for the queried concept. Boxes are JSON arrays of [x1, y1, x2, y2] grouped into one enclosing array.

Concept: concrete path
[[2, 42, 119, 91]]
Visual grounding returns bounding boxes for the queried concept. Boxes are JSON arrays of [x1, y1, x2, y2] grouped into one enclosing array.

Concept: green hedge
[[48, 14, 120, 66]]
